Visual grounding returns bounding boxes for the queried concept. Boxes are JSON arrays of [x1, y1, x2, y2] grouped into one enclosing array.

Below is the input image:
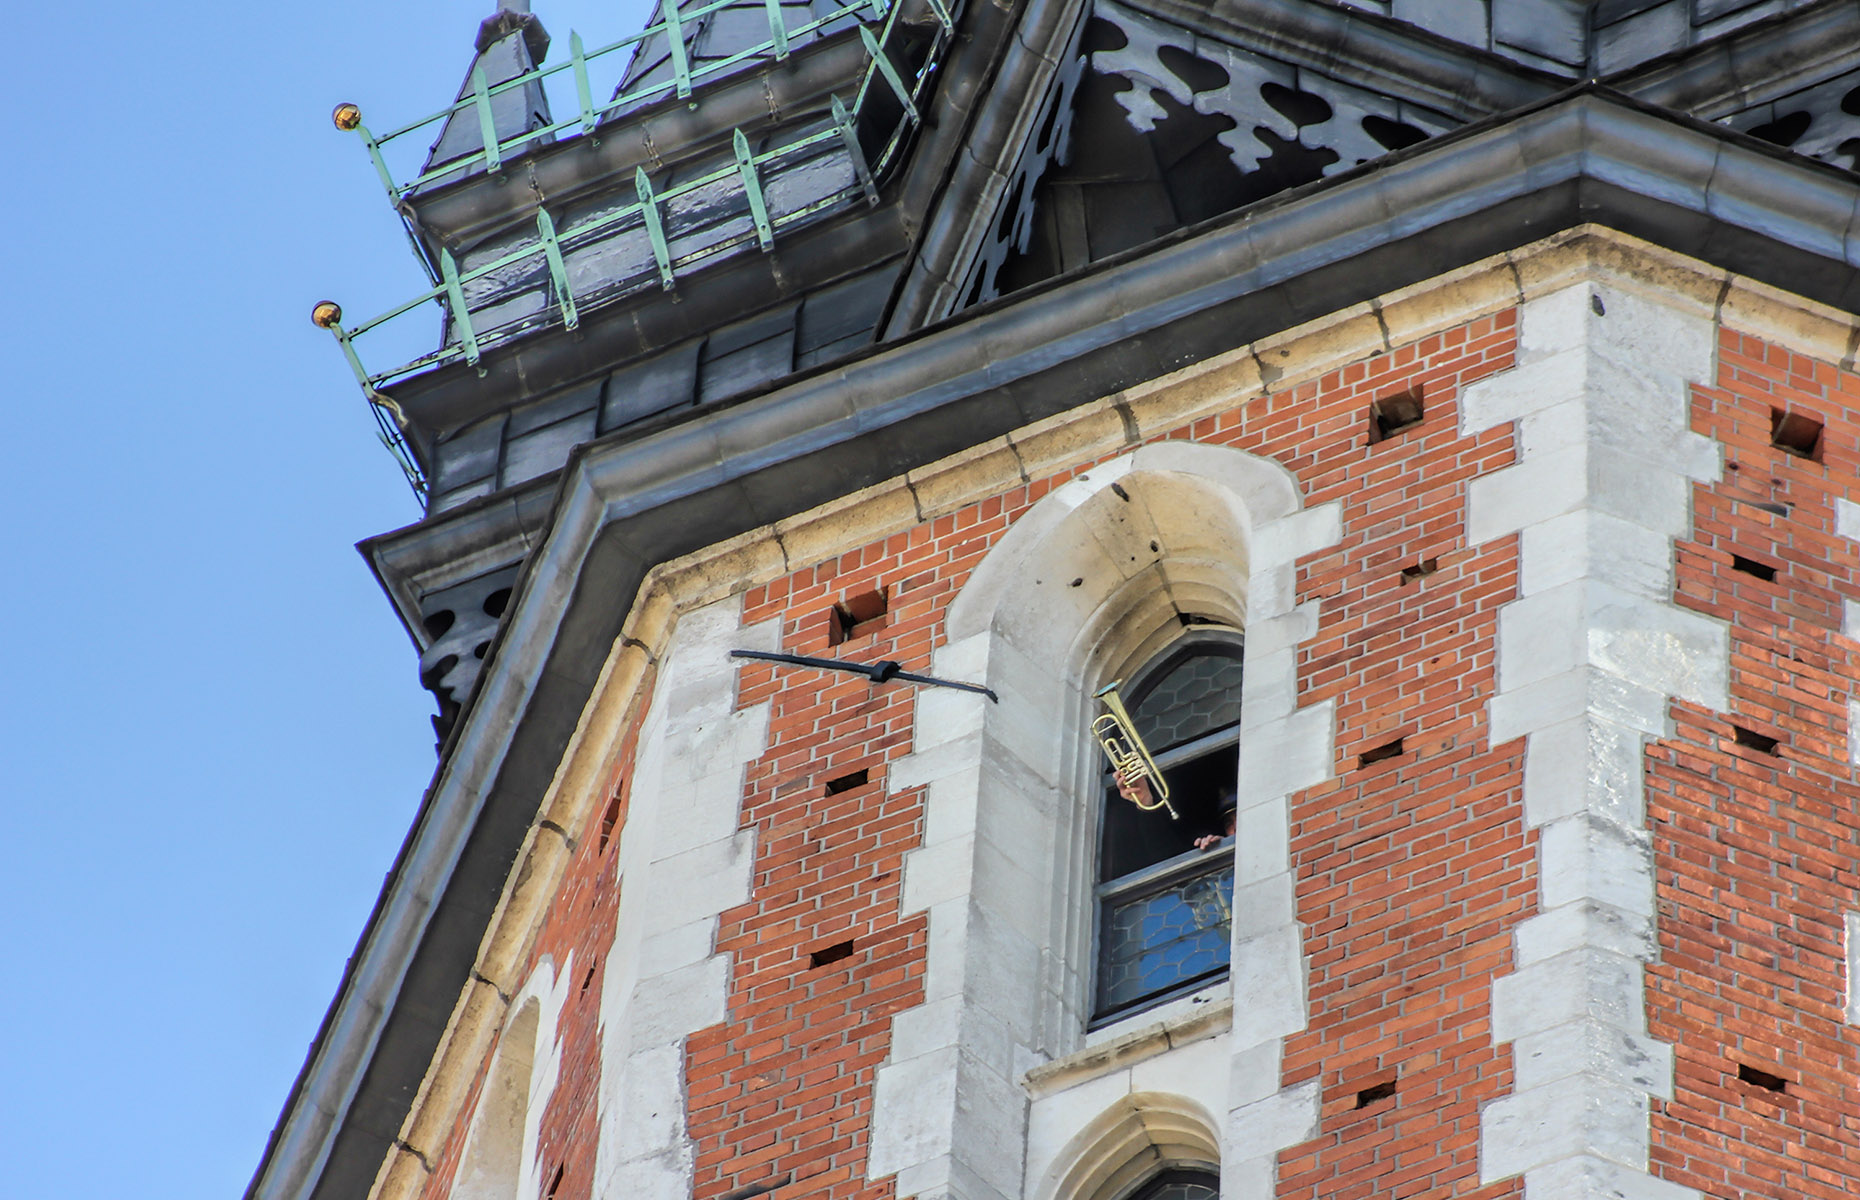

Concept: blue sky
[[0, 2, 644, 1195]]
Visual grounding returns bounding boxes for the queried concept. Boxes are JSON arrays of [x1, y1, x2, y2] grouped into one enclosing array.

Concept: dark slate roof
[[614, 0, 863, 104]]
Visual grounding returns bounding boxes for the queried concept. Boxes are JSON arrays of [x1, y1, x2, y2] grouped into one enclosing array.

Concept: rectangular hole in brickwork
[[824, 768, 870, 795], [1355, 1078, 1397, 1109], [809, 939, 856, 969], [1770, 408, 1823, 460], [1368, 388, 1425, 444], [827, 588, 889, 645], [1733, 725, 1781, 755], [580, 962, 597, 996], [1731, 554, 1777, 582], [545, 1166, 564, 1200], [598, 794, 621, 854], [1359, 737, 1404, 767], [1738, 1063, 1788, 1093], [1399, 558, 1439, 584], [721, 1175, 794, 1200]]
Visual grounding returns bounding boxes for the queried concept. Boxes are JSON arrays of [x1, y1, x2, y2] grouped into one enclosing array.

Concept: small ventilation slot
[[1737, 1063, 1787, 1093], [809, 939, 855, 968], [827, 588, 889, 645], [1731, 555, 1777, 582], [1368, 388, 1425, 444], [1770, 408, 1823, 459], [1359, 737, 1404, 767], [1732, 725, 1780, 755], [1355, 1078, 1397, 1108], [580, 962, 597, 997], [545, 1165, 564, 1200], [824, 768, 870, 795], [1399, 558, 1439, 583], [598, 794, 621, 853]]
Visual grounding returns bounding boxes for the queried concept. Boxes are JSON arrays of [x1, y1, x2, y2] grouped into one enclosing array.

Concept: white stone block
[[1236, 701, 1333, 803], [1461, 348, 1587, 434], [1496, 582, 1588, 692], [1518, 510, 1674, 601], [1837, 497, 1860, 542], [1240, 647, 1298, 726], [1521, 715, 1647, 830], [1586, 583, 1729, 711], [1234, 798, 1290, 886], [1229, 873, 1297, 942], [644, 835, 752, 926], [1847, 912, 1860, 1026], [922, 897, 971, 1003], [1246, 561, 1296, 623], [1510, 1018, 1673, 1098], [1522, 1154, 1700, 1200], [612, 1043, 690, 1160], [903, 834, 977, 914], [1590, 284, 1715, 375], [1226, 1079, 1320, 1162], [1845, 598, 1860, 641], [889, 996, 964, 1062], [1519, 285, 1597, 363], [1253, 501, 1343, 569], [1481, 1074, 1651, 1180], [1850, 698, 1860, 767], [629, 956, 731, 1044], [889, 729, 987, 791], [1222, 1153, 1276, 1200], [1225, 1038, 1283, 1110], [1247, 603, 1320, 660], [1537, 815, 1654, 918], [1514, 900, 1654, 968], [1585, 445, 1697, 538], [636, 918, 718, 979], [1491, 948, 1647, 1044], [1228, 927, 1308, 1049], [1467, 444, 1589, 545], [922, 767, 984, 846], [868, 1046, 961, 1178]]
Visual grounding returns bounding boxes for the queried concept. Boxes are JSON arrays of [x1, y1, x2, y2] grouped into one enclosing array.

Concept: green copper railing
[[314, 0, 953, 500]]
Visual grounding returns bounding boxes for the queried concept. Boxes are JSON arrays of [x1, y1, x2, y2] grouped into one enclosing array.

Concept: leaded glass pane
[[1140, 1183, 1219, 1200], [1097, 861, 1234, 1014], [1130, 653, 1243, 752]]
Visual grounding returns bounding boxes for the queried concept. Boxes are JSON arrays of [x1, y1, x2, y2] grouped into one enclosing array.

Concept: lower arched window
[[1093, 633, 1242, 1025], [1123, 1168, 1220, 1200]]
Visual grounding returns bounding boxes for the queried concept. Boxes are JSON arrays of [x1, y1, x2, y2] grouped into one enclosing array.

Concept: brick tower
[[254, 2, 1860, 1200]]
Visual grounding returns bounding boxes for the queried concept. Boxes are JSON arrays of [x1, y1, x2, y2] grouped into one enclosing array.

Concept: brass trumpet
[[1092, 682, 1178, 820]]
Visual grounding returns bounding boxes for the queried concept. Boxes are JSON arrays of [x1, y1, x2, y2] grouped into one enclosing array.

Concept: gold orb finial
[[332, 103, 362, 132], [311, 301, 344, 329]]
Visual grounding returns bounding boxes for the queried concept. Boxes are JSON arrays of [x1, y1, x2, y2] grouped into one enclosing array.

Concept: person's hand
[[1194, 833, 1220, 850], [1115, 771, 1154, 809]]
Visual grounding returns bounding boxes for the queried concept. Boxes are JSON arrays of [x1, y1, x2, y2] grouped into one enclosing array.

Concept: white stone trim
[[590, 597, 775, 1200], [871, 443, 1335, 1200], [1846, 913, 1860, 1027], [1464, 282, 1728, 1199]]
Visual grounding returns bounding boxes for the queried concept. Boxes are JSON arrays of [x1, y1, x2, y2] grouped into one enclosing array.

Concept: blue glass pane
[[1098, 862, 1234, 1012]]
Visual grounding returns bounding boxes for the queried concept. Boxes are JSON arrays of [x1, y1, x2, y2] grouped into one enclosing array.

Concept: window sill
[[1023, 986, 1232, 1100]]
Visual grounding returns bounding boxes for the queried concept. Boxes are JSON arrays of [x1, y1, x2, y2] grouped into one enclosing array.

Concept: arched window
[[1093, 633, 1243, 1025], [1121, 1167, 1221, 1200]]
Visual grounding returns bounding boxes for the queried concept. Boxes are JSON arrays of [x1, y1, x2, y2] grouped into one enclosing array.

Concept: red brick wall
[[1257, 316, 1532, 1200], [1648, 329, 1860, 1198], [426, 306, 1684, 1200]]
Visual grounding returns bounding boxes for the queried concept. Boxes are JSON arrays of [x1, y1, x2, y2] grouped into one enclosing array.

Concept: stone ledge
[[1023, 996, 1233, 1099]]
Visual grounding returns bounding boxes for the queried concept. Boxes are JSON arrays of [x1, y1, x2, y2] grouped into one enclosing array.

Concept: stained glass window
[[1127, 1168, 1220, 1200], [1094, 635, 1243, 1024]]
